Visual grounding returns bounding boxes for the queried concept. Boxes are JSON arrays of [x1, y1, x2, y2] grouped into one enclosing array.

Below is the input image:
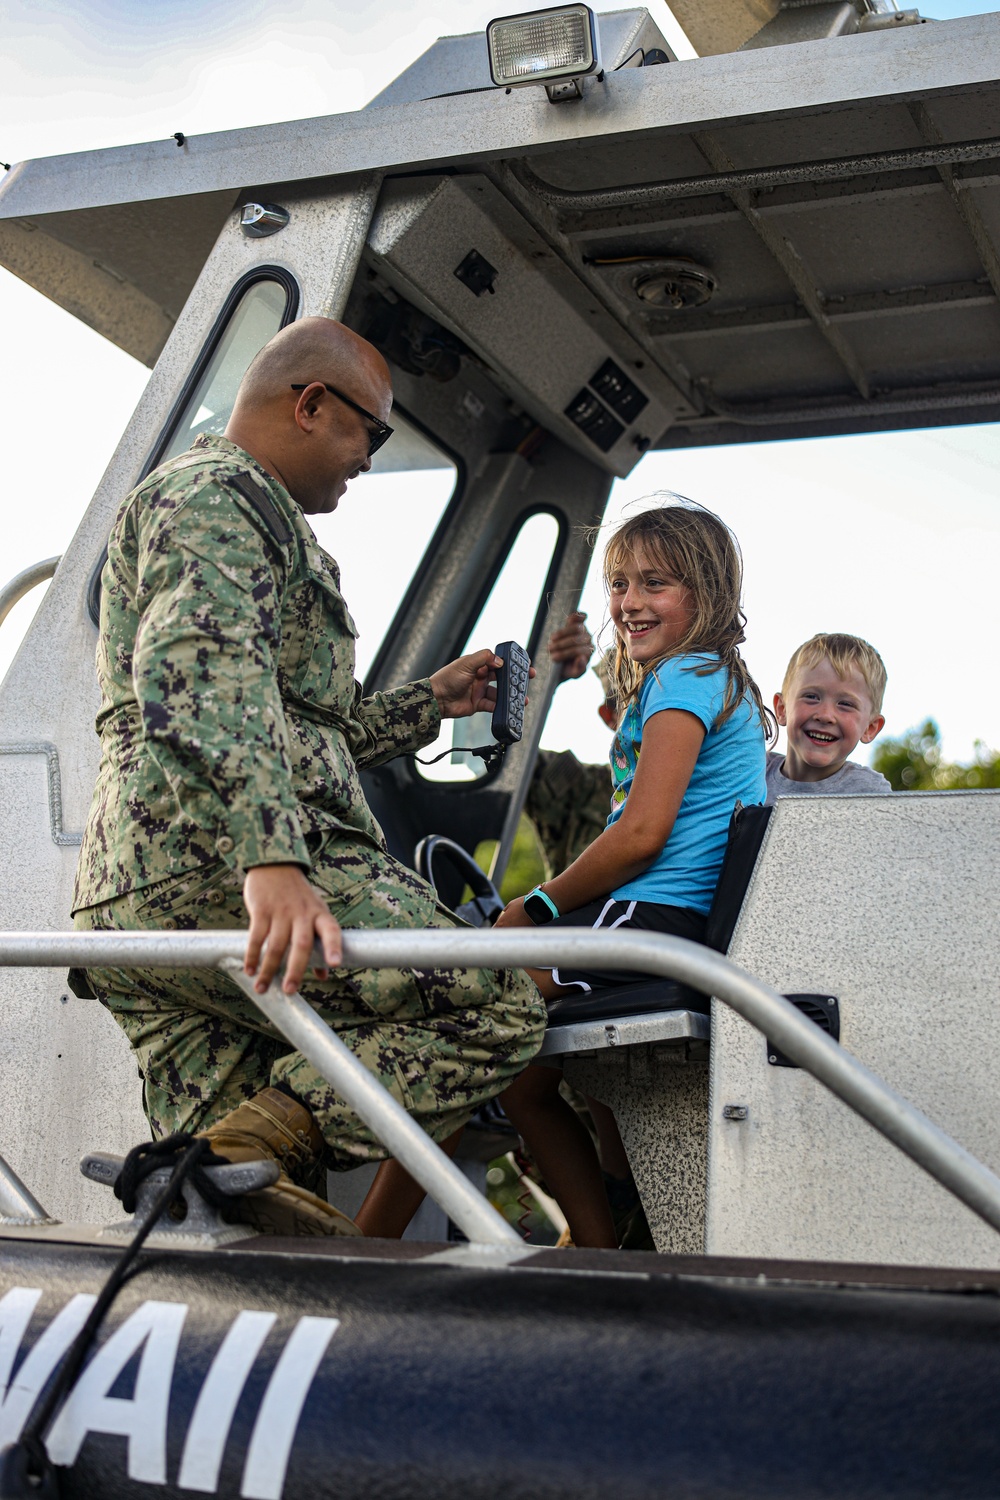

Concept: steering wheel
[[414, 835, 505, 928]]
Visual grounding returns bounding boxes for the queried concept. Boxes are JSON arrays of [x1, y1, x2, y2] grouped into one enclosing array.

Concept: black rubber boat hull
[[2, 1235, 999, 1499]]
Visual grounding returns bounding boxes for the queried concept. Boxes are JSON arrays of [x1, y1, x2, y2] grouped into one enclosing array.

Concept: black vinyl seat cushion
[[544, 804, 772, 1030], [546, 978, 706, 1025]]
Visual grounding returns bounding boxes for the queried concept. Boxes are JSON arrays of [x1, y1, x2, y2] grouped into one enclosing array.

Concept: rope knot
[[114, 1133, 231, 1215]]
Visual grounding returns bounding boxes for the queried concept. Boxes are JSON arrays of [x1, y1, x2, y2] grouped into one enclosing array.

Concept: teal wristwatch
[[523, 886, 560, 925]]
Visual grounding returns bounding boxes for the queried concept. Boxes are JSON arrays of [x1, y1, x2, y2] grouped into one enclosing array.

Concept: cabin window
[[158, 272, 297, 463], [311, 412, 458, 682], [415, 509, 562, 783]]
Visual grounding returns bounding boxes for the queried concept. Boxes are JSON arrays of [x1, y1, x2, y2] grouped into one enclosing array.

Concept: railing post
[[219, 960, 521, 1248], [0, 1154, 53, 1225]]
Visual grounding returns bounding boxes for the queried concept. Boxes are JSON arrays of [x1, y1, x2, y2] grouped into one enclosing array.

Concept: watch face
[[524, 891, 555, 925]]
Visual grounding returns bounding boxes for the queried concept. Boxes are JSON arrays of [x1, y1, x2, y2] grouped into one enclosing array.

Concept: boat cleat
[[80, 1150, 279, 1249]]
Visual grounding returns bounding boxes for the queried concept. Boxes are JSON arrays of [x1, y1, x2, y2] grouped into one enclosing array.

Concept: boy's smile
[[609, 544, 695, 665], [775, 658, 885, 782]]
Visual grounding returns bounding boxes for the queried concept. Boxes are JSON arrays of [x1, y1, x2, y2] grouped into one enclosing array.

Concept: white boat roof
[[1, 8, 998, 444]]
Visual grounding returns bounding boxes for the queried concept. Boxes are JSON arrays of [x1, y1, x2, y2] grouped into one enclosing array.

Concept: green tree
[[872, 720, 1000, 791]]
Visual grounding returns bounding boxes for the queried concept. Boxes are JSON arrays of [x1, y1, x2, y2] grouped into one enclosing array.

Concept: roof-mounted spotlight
[[487, 4, 601, 102]]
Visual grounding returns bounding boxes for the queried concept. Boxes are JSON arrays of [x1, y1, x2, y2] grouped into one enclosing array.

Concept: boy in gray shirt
[[766, 632, 891, 801]]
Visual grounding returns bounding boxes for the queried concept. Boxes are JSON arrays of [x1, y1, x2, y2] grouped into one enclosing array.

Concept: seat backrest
[[545, 803, 773, 1030], [704, 803, 773, 953]]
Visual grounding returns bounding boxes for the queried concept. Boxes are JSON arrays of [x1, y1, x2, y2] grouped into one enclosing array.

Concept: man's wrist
[[222, 808, 310, 873], [243, 861, 312, 885], [428, 669, 449, 714], [428, 668, 460, 719]]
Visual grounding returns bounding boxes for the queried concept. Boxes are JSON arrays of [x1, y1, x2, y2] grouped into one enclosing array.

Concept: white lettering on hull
[[46, 1299, 189, 1483], [178, 1310, 277, 1494], [0, 1286, 340, 1498], [0, 1289, 97, 1448], [241, 1317, 340, 1500]]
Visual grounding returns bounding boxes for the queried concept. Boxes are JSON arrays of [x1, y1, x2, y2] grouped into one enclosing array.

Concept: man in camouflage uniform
[[72, 315, 545, 1237]]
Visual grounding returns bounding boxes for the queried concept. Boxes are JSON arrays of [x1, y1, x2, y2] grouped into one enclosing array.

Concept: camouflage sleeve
[[525, 750, 578, 829], [134, 484, 311, 873], [351, 680, 442, 769], [526, 749, 612, 876]]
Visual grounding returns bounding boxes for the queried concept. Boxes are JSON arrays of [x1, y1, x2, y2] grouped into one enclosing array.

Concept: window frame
[[87, 266, 300, 627], [362, 402, 466, 690], [146, 264, 301, 474], [406, 502, 568, 790], [453, 503, 568, 669]]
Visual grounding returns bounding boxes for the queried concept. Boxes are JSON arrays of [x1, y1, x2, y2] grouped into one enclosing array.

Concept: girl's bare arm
[[497, 708, 705, 923]]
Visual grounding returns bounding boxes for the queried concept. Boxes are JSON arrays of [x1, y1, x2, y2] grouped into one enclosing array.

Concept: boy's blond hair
[[782, 633, 887, 716]]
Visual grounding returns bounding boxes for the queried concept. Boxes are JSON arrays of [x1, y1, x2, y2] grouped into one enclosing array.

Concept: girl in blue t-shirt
[[497, 500, 772, 1247]]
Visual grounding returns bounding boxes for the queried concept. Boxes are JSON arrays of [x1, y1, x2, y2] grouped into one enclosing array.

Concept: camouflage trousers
[[74, 847, 545, 1172]]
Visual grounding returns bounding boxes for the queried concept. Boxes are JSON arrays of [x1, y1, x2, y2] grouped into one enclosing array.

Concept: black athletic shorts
[[544, 897, 707, 994]]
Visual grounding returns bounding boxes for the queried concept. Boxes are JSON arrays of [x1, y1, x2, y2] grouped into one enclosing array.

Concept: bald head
[[235, 317, 390, 414], [226, 317, 393, 515]]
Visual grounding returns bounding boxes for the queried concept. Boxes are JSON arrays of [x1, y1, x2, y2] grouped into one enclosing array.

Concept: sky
[[2, 0, 999, 770]]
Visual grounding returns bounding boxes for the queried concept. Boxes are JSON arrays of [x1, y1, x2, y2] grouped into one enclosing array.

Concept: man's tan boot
[[201, 1087, 361, 1238]]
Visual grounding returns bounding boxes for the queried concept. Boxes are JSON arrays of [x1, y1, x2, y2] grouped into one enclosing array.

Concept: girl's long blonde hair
[[601, 498, 775, 741]]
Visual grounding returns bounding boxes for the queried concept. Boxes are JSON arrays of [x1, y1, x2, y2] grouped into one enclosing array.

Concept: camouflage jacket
[[525, 749, 611, 878], [72, 435, 440, 911]]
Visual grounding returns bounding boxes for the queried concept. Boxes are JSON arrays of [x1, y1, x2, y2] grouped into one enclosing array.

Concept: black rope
[[114, 1134, 229, 1214], [0, 1134, 228, 1497]]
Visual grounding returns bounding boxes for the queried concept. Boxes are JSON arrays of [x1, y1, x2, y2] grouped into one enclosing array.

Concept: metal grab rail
[[0, 1156, 52, 1224], [3, 928, 1000, 1243], [0, 557, 61, 630], [215, 959, 518, 1247]]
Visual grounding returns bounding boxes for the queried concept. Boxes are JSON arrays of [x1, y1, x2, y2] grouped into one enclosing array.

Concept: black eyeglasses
[[290, 382, 394, 456]]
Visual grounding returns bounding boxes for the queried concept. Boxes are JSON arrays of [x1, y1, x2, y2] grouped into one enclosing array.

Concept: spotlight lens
[[487, 5, 597, 87]]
